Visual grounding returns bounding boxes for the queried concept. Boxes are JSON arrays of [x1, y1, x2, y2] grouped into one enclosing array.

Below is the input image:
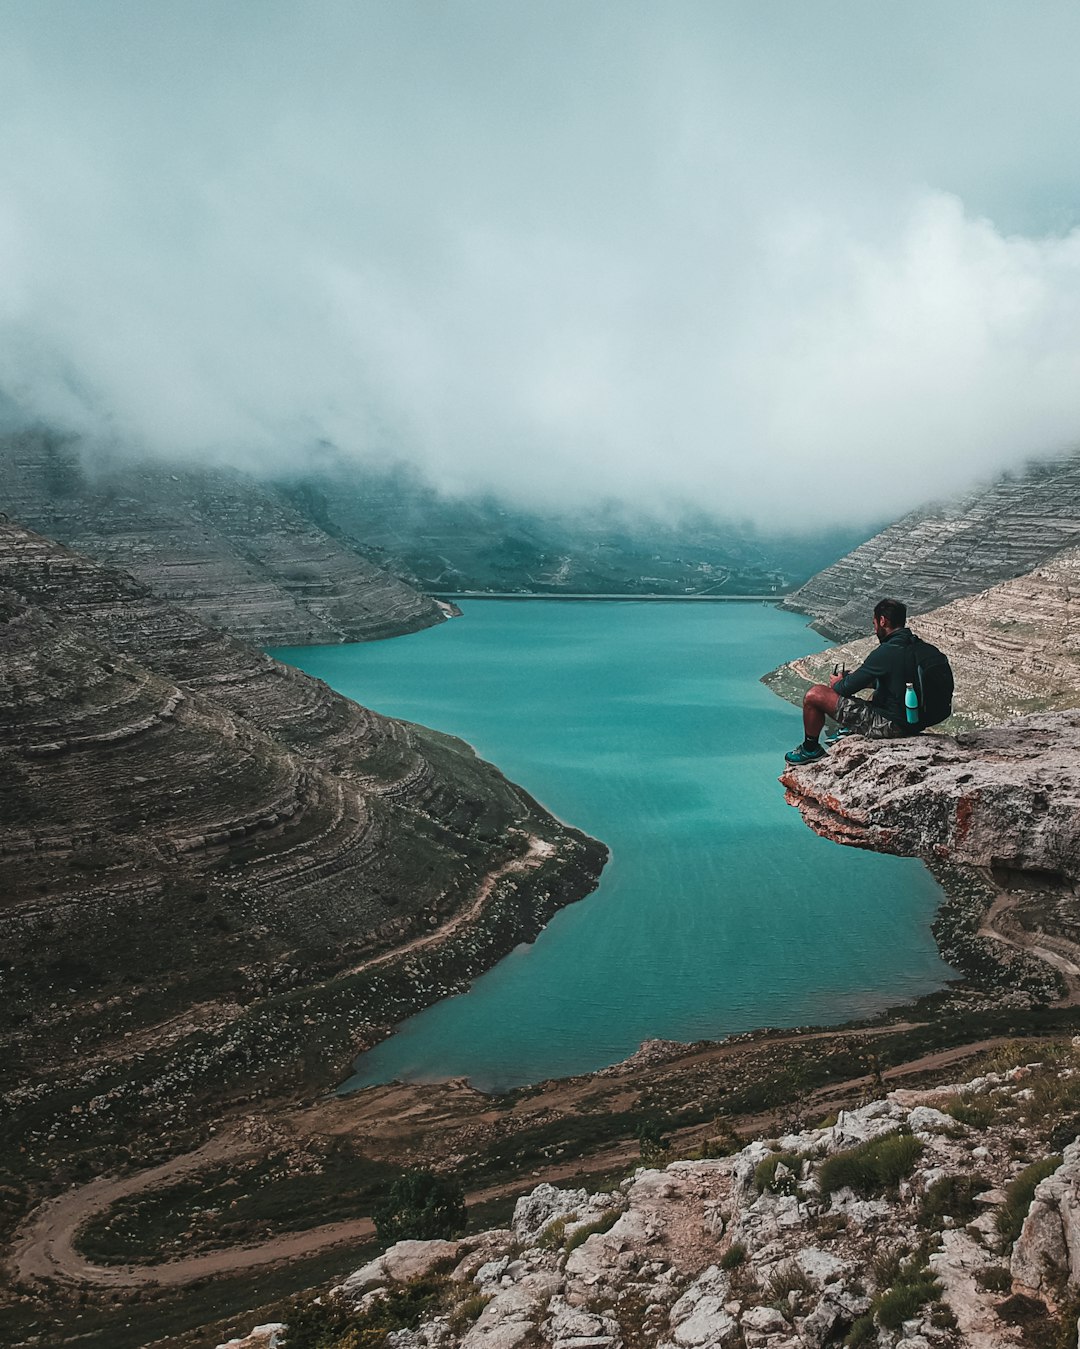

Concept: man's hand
[[829, 673, 844, 690]]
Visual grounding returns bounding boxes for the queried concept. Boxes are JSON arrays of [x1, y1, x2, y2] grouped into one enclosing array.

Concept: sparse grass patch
[[720, 1242, 747, 1270], [285, 1274, 449, 1349], [844, 1314, 877, 1347], [564, 1208, 620, 1254], [754, 1151, 801, 1195], [765, 1260, 814, 1309], [942, 1094, 997, 1129], [996, 1156, 1062, 1247], [976, 1265, 1013, 1294], [535, 1215, 570, 1250], [818, 1131, 923, 1198], [874, 1267, 942, 1330], [918, 1172, 990, 1230], [448, 1293, 492, 1333]]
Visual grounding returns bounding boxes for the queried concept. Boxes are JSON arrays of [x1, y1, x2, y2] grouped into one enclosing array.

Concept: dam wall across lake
[[433, 592, 785, 602]]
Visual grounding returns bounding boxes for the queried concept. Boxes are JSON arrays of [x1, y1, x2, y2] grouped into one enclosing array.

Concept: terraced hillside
[[0, 429, 442, 643], [765, 545, 1080, 731], [781, 450, 1080, 640], [0, 522, 605, 1164]]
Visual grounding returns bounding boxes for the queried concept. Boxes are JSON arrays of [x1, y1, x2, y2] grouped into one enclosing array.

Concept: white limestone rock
[[336, 1256, 390, 1300], [384, 1239, 467, 1284], [793, 1246, 847, 1288], [462, 1272, 561, 1349], [215, 1325, 285, 1349], [908, 1106, 960, 1138], [513, 1183, 591, 1244], [1011, 1141, 1080, 1295], [542, 1294, 621, 1349], [830, 1099, 905, 1149]]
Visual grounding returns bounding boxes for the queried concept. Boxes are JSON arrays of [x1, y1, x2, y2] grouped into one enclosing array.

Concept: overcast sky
[[2, 1, 1080, 524]]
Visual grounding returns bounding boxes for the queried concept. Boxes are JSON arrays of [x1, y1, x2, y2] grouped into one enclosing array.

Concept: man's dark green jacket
[[833, 627, 915, 729]]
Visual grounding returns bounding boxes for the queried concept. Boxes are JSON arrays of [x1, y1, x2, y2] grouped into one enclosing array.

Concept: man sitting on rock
[[785, 597, 918, 765]]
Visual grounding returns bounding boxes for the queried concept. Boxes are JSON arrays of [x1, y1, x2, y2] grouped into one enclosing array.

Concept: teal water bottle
[[905, 681, 919, 725]]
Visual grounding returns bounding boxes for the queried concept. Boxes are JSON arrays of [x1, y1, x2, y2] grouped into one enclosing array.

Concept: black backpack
[[905, 632, 954, 728]]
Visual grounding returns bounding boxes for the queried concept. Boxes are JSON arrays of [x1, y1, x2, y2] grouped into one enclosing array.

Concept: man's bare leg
[[802, 684, 840, 740]]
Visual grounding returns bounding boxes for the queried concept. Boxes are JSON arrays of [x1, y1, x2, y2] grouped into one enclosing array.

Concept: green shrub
[[819, 1131, 923, 1197], [996, 1155, 1062, 1246], [918, 1172, 989, 1230], [844, 1314, 877, 1346], [564, 1208, 620, 1254], [975, 1264, 1013, 1294], [720, 1241, 746, 1270], [876, 1275, 940, 1329], [374, 1170, 466, 1244], [754, 1151, 802, 1195], [635, 1119, 671, 1167]]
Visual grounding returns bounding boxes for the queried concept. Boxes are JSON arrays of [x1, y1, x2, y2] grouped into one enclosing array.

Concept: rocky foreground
[[222, 1052, 1080, 1349]]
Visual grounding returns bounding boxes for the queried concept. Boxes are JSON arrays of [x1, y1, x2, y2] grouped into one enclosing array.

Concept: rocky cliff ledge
[[779, 714, 1080, 886], [223, 1051, 1080, 1349]]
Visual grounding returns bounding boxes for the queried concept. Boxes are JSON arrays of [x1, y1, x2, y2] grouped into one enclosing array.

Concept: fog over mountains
[[2, 2, 1080, 527]]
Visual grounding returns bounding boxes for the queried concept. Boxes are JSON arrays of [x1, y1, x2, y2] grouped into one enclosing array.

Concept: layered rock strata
[[225, 1055, 1080, 1349], [0, 522, 605, 1149], [765, 545, 1080, 730], [781, 449, 1080, 639], [0, 429, 442, 643]]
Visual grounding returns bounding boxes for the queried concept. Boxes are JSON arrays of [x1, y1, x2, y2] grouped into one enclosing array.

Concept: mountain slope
[[0, 522, 605, 1161], [0, 429, 443, 643], [781, 450, 1080, 640]]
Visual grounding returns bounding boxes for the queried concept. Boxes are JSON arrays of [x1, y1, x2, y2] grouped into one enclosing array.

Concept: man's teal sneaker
[[824, 726, 858, 745], [784, 742, 827, 765]]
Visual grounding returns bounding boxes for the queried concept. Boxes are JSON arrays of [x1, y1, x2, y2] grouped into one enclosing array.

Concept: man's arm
[[833, 646, 889, 698]]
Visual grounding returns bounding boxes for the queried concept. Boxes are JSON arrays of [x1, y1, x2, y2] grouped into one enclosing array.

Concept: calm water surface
[[271, 602, 953, 1092]]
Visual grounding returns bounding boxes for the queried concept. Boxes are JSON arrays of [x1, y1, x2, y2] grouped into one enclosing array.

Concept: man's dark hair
[[874, 597, 907, 629]]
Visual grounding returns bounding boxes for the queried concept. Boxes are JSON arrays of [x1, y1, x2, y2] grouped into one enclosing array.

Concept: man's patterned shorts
[[834, 695, 910, 740]]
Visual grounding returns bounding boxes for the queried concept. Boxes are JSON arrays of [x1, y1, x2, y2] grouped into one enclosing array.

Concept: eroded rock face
[[1011, 1142, 1080, 1296], [779, 449, 1080, 641], [779, 713, 1080, 884]]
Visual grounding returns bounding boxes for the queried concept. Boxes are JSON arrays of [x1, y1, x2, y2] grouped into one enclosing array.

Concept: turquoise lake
[[271, 602, 954, 1093]]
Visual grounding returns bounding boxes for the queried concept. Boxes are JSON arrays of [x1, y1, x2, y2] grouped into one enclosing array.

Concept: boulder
[[1011, 1145, 1080, 1295], [215, 1326, 285, 1349], [383, 1239, 467, 1283], [513, 1184, 591, 1244]]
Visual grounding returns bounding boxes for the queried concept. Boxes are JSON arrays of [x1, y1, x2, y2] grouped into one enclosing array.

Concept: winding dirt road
[[9, 1036, 1009, 1293]]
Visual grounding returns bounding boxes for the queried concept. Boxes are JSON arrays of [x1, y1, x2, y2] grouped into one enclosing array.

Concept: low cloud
[[2, 2, 1080, 526]]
